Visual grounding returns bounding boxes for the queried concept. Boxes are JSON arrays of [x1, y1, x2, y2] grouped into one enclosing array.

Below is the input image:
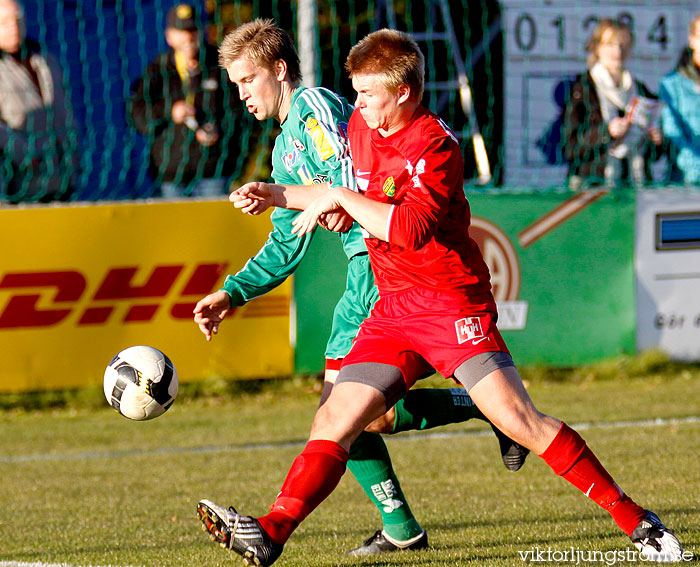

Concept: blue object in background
[[21, 0, 206, 200]]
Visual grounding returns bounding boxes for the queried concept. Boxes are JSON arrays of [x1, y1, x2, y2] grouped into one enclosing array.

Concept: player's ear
[[396, 84, 411, 104], [274, 59, 288, 81]]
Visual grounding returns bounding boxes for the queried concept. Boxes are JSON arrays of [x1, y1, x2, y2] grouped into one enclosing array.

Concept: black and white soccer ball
[[104, 346, 178, 421]]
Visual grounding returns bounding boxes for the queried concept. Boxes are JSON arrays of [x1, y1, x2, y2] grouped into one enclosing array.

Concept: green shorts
[[324, 253, 379, 361]]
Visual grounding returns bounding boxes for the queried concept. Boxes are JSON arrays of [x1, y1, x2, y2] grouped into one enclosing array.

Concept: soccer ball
[[104, 345, 178, 421]]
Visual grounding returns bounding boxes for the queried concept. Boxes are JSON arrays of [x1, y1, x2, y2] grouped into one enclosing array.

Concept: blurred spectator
[[0, 0, 78, 203], [129, 3, 243, 198], [563, 19, 663, 190], [659, 13, 700, 185]]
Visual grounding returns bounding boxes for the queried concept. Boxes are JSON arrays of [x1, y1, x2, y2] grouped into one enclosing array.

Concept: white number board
[[501, 0, 694, 188]]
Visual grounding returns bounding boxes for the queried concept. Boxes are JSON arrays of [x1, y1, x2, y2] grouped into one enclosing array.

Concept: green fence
[[3, 0, 691, 204], [1, 0, 502, 202]]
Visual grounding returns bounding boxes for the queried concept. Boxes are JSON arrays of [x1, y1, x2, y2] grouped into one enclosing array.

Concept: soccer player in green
[[193, 18, 527, 556]]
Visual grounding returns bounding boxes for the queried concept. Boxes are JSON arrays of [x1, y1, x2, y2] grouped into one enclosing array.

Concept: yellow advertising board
[[0, 200, 292, 393]]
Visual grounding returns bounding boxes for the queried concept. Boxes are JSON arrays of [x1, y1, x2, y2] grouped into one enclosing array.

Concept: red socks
[[540, 422, 645, 535], [257, 439, 349, 544], [258, 425, 644, 546]]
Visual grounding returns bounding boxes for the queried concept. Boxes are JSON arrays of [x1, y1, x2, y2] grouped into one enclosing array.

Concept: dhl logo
[[0, 264, 290, 329]]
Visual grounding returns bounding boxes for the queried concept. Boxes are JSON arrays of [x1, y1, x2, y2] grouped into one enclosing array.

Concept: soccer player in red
[[200, 29, 683, 566]]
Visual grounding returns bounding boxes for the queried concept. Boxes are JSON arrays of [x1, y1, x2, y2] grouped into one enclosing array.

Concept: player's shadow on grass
[[318, 510, 639, 565]]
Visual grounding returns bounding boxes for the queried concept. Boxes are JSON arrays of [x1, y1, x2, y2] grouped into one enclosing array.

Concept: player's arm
[[231, 182, 352, 232], [382, 139, 455, 249], [193, 290, 230, 341], [233, 92, 356, 214], [292, 186, 393, 241], [230, 181, 331, 214], [192, 208, 314, 340], [223, 209, 315, 301], [293, 138, 454, 246]]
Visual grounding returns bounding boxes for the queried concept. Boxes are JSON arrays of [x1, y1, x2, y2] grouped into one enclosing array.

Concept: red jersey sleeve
[[387, 135, 463, 249]]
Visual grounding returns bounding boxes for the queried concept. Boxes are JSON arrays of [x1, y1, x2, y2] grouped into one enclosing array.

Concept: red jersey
[[347, 106, 491, 295]]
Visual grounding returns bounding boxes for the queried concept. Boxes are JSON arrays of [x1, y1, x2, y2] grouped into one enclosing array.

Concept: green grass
[[0, 364, 699, 566]]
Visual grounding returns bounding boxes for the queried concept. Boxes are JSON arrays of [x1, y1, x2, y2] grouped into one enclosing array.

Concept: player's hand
[[230, 182, 275, 214], [193, 290, 231, 341], [318, 210, 353, 232], [292, 188, 343, 236]]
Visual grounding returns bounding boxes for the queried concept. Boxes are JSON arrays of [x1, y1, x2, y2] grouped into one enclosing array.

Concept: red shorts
[[341, 286, 509, 389]]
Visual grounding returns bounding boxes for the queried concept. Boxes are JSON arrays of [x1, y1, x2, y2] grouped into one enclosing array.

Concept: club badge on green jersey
[[282, 149, 300, 173]]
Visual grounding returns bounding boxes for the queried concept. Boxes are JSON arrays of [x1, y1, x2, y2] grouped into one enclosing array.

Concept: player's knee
[[490, 403, 544, 446], [310, 395, 363, 441], [312, 382, 389, 442], [311, 402, 341, 436], [364, 408, 395, 433]]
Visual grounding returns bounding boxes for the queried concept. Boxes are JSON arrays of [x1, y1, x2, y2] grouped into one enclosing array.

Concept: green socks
[[347, 431, 423, 541], [393, 387, 485, 433], [347, 388, 483, 541]]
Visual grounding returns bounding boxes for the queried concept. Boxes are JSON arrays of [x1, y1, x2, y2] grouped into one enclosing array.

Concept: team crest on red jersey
[[382, 176, 396, 197], [455, 317, 485, 344]]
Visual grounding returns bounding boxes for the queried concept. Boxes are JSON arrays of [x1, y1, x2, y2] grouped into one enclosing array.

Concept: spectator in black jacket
[[129, 4, 244, 198], [563, 19, 663, 189]]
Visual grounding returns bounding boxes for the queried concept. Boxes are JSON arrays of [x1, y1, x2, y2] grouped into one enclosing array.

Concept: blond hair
[[585, 18, 633, 68], [345, 29, 424, 102], [690, 13, 700, 37], [218, 18, 301, 83]]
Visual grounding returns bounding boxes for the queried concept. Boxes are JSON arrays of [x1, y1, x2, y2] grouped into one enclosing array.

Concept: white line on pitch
[[397, 415, 700, 442], [1, 415, 698, 464]]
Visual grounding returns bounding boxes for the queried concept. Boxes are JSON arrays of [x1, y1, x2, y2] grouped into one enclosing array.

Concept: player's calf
[[390, 387, 530, 471]]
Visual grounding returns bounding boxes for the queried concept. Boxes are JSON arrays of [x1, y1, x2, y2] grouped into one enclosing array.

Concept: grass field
[[0, 368, 699, 567]]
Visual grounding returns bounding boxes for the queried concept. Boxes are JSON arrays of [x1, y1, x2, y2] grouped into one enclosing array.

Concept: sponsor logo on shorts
[[455, 316, 485, 344]]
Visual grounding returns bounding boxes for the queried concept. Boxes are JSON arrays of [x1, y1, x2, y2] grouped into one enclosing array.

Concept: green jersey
[[222, 87, 366, 307]]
